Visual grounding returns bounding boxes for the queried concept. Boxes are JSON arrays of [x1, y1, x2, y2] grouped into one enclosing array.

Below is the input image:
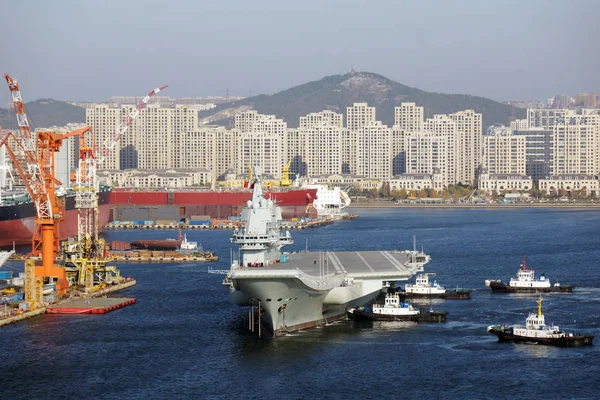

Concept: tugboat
[[488, 297, 594, 347], [178, 232, 199, 254], [347, 293, 448, 323], [485, 256, 573, 293], [399, 273, 471, 299]]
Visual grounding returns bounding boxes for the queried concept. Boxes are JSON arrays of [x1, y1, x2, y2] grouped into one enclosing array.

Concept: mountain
[[198, 72, 525, 129], [0, 99, 85, 130]]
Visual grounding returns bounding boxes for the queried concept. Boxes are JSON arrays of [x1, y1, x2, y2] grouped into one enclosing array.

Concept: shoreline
[[347, 203, 600, 209]]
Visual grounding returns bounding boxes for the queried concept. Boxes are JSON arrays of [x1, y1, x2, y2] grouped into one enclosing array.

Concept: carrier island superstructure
[[226, 167, 430, 337]]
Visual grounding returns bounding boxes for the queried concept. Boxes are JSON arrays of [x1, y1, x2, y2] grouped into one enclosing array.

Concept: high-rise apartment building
[[86, 103, 198, 170], [527, 109, 568, 129], [299, 110, 343, 128], [394, 103, 423, 132], [482, 128, 526, 175], [404, 132, 448, 183], [346, 103, 376, 132], [449, 110, 482, 185], [551, 114, 600, 175], [510, 119, 528, 131], [514, 128, 553, 183], [353, 123, 392, 179]]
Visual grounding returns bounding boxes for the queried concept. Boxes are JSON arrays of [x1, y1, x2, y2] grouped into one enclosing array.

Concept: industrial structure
[[0, 75, 166, 309]]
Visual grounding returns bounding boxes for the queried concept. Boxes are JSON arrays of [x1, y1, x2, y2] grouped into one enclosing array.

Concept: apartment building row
[[86, 102, 482, 188], [480, 109, 600, 195]]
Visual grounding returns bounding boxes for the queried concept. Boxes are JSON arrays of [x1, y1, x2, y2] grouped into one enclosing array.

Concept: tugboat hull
[[489, 281, 573, 293], [442, 289, 472, 299], [399, 290, 472, 299], [347, 309, 448, 323], [489, 328, 593, 347]]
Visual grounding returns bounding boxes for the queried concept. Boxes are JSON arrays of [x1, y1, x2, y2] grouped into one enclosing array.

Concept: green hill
[[199, 72, 524, 129], [0, 99, 85, 130]]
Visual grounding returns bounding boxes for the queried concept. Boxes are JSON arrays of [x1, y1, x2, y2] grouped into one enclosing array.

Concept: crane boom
[[4, 75, 33, 141]]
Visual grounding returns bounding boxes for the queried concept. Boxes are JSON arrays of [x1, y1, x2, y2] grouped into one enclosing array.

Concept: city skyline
[[2, 0, 599, 103]]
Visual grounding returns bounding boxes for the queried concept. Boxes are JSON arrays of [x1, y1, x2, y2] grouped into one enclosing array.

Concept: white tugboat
[[224, 167, 430, 337], [485, 256, 573, 293], [488, 297, 593, 347], [178, 232, 199, 254], [347, 292, 447, 322], [400, 273, 471, 299]]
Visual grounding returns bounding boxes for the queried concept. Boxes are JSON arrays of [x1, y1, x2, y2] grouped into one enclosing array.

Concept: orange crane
[[1, 75, 92, 292]]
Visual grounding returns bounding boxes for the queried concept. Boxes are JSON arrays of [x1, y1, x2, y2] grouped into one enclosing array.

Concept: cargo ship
[[109, 187, 318, 222], [0, 184, 317, 247], [0, 187, 112, 248]]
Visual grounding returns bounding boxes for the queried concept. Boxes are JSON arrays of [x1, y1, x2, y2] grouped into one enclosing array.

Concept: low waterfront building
[[306, 174, 381, 191], [98, 168, 211, 188], [388, 170, 446, 192], [538, 174, 599, 197], [478, 170, 533, 194]]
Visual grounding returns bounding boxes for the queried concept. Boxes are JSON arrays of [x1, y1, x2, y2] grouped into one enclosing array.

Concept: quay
[[104, 215, 357, 231], [0, 279, 137, 327]]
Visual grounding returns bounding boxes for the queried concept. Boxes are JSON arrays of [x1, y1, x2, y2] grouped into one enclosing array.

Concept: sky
[[2, 0, 599, 103]]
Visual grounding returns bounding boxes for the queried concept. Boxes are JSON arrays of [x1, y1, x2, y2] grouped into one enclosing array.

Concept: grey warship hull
[[229, 250, 426, 337]]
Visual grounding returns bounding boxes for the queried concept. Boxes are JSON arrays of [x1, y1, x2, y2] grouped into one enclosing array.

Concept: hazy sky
[[2, 0, 599, 103]]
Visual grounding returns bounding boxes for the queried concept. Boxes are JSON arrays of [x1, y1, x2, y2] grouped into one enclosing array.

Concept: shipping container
[[228, 216, 241, 221], [188, 220, 210, 226], [280, 255, 289, 263], [12, 293, 24, 302], [156, 219, 177, 225], [190, 215, 212, 221], [143, 220, 154, 225], [0, 271, 13, 279], [18, 301, 29, 311]]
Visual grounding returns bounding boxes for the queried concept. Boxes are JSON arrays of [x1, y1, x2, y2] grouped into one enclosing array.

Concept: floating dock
[[46, 297, 136, 314], [109, 254, 218, 263]]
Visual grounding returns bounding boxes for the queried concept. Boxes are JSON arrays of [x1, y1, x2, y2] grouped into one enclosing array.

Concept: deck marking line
[[355, 252, 376, 273], [327, 252, 346, 274], [380, 251, 405, 271]]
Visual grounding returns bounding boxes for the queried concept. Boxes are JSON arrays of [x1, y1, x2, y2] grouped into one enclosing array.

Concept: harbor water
[[1, 208, 599, 399]]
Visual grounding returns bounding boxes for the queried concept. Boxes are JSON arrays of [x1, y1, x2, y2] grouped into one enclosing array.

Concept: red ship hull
[[110, 188, 317, 220], [0, 191, 112, 249]]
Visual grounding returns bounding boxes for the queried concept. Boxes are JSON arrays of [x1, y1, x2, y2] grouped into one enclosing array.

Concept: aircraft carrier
[[225, 167, 430, 337]]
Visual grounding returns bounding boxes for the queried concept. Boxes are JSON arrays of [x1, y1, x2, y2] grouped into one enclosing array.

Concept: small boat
[[178, 233, 199, 254], [485, 256, 573, 293], [347, 293, 448, 323], [488, 297, 593, 347], [398, 273, 471, 299]]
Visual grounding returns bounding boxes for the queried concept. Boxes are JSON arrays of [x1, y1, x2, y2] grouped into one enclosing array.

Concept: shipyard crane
[[1, 75, 97, 305], [280, 159, 293, 187]]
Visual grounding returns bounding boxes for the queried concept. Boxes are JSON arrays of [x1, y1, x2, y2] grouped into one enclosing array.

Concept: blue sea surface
[[1, 208, 599, 399]]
